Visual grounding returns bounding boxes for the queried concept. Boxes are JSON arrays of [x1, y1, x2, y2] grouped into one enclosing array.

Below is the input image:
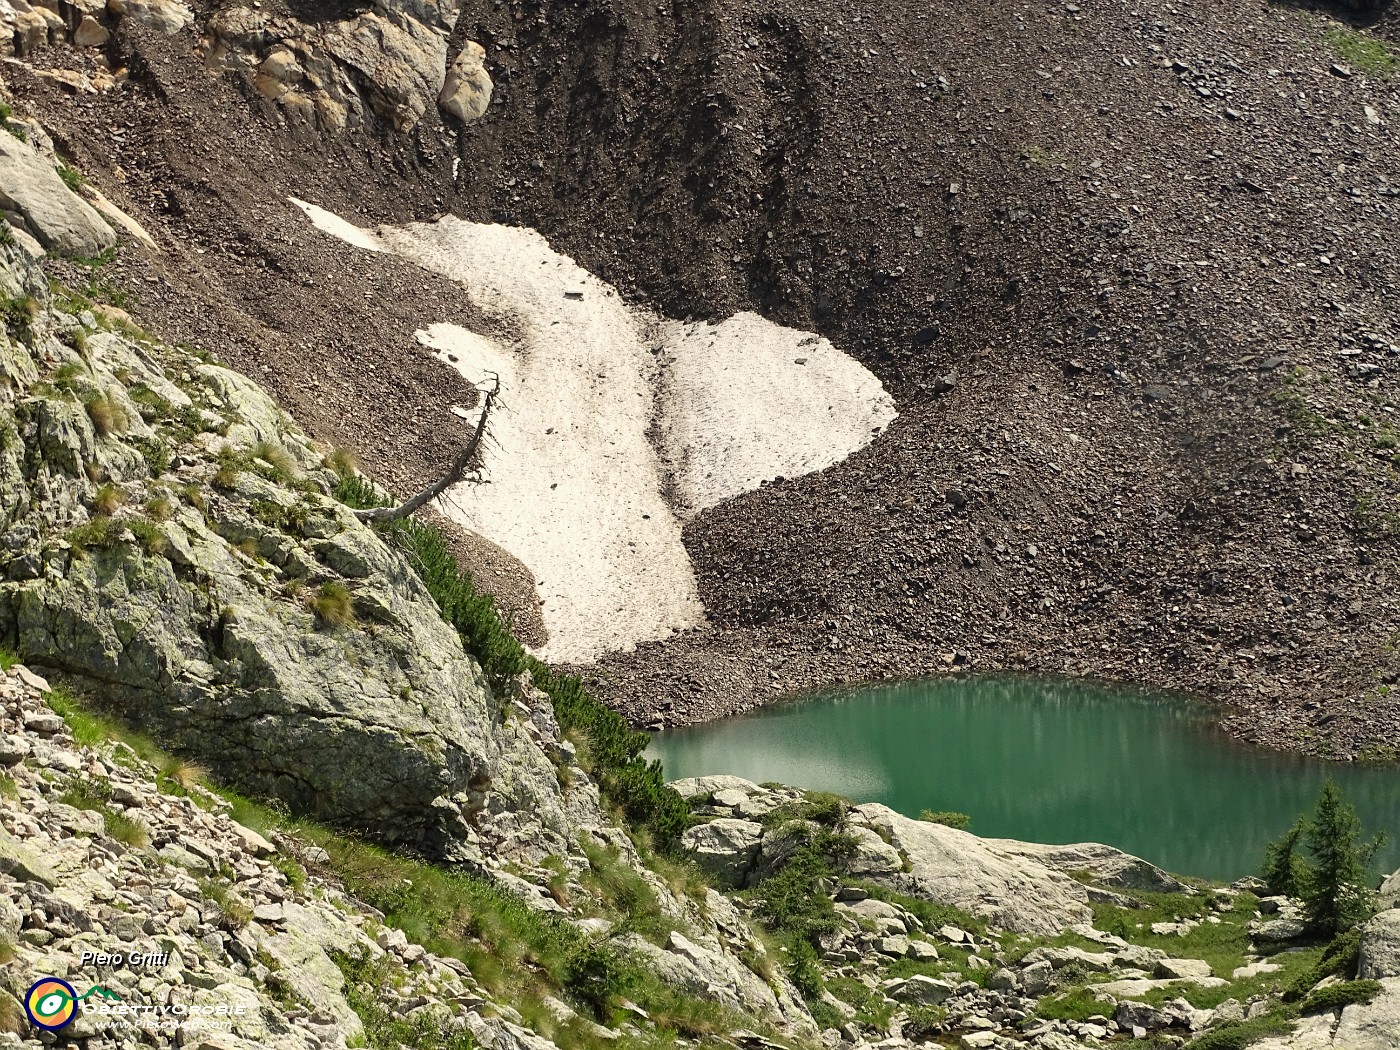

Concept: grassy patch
[[251, 439, 298, 483], [0, 293, 39, 343], [93, 483, 125, 515], [1036, 987, 1116, 1022], [56, 160, 85, 193], [47, 687, 111, 746], [84, 392, 127, 437], [333, 950, 477, 1050], [1326, 27, 1396, 77], [579, 838, 679, 942]]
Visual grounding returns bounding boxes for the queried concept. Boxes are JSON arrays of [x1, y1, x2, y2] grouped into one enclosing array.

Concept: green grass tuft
[[310, 581, 356, 628]]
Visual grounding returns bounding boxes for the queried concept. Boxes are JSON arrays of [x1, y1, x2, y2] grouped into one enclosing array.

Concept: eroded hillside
[[0, 0, 1396, 755]]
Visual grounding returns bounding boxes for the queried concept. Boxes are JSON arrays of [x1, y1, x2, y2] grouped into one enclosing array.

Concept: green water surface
[[645, 677, 1400, 880]]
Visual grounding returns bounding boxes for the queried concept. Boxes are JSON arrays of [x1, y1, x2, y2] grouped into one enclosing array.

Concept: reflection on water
[[645, 677, 1400, 880]]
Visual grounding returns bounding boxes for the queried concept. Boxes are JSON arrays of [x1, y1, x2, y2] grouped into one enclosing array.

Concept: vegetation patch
[[1185, 1014, 1295, 1050], [333, 950, 477, 1050], [1297, 978, 1382, 1015], [310, 581, 356, 628], [918, 809, 970, 830], [1035, 987, 1116, 1022], [1325, 27, 1397, 77]]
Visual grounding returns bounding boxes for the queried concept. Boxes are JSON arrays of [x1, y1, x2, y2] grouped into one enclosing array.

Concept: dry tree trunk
[[352, 374, 500, 523]]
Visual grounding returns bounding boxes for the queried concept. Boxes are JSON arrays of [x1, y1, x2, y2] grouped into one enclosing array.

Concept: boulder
[[679, 818, 762, 887], [1021, 944, 1116, 972], [322, 11, 448, 131], [1096, 976, 1228, 998], [1358, 910, 1400, 980], [1250, 917, 1307, 943], [986, 838, 1188, 894], [1379, 867, 1400, 912], [1021, 958, 1054, 995], [847, 803, 1092, 934], [1116, 1001, 1171, 1031], [669, 775, 765, 800], [1154, 958, 1213, 980], [838, 823, 904, 879], [439, 40, 493, 123], [619, 931, 816, 1034], [892, 975, 955, 1005], [74, 15, 110, 46], [0, 133, 115, 256]]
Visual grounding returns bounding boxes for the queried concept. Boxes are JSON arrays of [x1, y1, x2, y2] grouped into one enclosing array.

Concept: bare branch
[[352, 374, 500, 523]]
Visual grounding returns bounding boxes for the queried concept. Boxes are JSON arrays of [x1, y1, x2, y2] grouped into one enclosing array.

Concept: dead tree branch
[[352, 374, 500, 523]]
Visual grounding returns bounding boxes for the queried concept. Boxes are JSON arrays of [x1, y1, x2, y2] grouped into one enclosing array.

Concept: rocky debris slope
[[0, 664, 826, 1047], [0, 664, 541, 1050]]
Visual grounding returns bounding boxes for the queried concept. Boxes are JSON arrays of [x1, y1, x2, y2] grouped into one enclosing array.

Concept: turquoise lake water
[[645, 676, 1400, 880]]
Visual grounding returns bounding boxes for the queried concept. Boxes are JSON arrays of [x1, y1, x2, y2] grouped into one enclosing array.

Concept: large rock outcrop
[[0, 236, 592, 865], [985, 838, 1188, 894], [201, 0, 491, 134], [672, 777, 1094, 936], [849, 804, 1094, 935]]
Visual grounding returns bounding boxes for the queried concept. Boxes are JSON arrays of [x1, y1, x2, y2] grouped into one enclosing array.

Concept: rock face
[[439, 40, 493, 122], [849, 804, 1094, 935], [673, 779, 1093, 936], [679, 817, 763, 886], [0, 130, 115, 256], [201, 0, 480, 134], [621, 929, 816, 1035], [0, 237, 588, 865], [986, 838, 1188, 894]]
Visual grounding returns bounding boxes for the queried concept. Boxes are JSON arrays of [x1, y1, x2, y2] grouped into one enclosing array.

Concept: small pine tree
[[1262, 817, 1307, 896], [1298, 780, 1385, 937]]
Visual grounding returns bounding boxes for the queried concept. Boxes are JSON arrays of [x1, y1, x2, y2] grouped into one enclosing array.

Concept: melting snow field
[[290, 198, 897, 663]]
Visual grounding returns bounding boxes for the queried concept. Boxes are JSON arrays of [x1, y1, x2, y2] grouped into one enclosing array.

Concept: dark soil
[[9, 0, 1400, 759]]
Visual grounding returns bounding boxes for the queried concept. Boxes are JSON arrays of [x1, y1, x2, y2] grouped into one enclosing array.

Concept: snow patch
[[291, 201, 896, 663], [289, 197, 384, 253]]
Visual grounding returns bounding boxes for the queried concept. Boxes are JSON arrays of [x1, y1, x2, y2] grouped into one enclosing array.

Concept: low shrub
[[1297, 978, 1382, 1015], [66, 516, 120, 556], [1186, 1015, 1295, 1050], [919, 809, 971, 830]]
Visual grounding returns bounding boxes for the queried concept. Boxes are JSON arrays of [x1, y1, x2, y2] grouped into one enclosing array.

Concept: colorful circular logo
[[25, 978, 77, 1031]]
